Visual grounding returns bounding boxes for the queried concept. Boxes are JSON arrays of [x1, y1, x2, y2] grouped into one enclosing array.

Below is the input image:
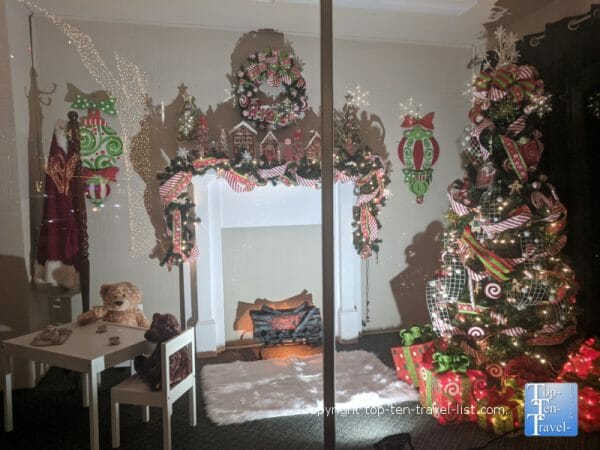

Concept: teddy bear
[[134, 313, 192, 391], [77, 282, 151, 328]]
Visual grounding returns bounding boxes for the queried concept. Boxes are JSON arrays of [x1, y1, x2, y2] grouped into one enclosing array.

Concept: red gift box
[[391, 340, 436, 386], [579, 386, 600, 433], [476, 386, 524, 434], [558, 337, 600, 381], [418, 367, 488, 425], [502, 354, 553, 390]]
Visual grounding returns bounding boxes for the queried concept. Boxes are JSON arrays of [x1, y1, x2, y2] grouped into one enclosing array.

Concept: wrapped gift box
[[419, 364, 488, 425], [391, 340, 436, 386], [476, 387, 524, 435], [558, 337, 600, 381], [579, 386, 600, 433], [390, 325, 437, 386], [502, 354, 552, 390]]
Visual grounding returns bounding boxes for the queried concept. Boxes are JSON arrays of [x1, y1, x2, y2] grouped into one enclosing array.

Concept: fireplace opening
[[188, 176, 362, 354], [250, 301, 323, 346]]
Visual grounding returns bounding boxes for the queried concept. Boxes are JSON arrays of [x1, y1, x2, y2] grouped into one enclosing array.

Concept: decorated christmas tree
[[177, 92, 199, 142], [334, 92, 362, 152], [426, 28, 578, 367]]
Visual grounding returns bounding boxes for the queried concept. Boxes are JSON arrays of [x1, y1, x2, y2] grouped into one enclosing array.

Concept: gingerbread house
[[304, 132, 321, 161], [260, 131, 280, 163], [229, 121, 258, 159]]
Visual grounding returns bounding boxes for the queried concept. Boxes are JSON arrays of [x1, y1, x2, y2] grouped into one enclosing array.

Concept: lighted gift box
[[391, 341, 437, 386], [477, 387, 523, 435], [578, 386, 600, 433], [390, 325, 437, 386], [502, 354, 552, 391], [558, 337, 600, 381], [418, 360, 488, 425]]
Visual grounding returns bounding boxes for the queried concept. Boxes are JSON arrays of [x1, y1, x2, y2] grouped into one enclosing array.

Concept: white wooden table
[[1, 322, 153, 450]]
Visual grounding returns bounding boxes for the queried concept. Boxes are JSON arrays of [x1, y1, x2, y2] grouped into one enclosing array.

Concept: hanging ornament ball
[[496, 196, 504, 203], [533, 264, 542, 270], [532, 181, 541, 189], [523, 230, 531, 237], [484, 281, 502, 300]]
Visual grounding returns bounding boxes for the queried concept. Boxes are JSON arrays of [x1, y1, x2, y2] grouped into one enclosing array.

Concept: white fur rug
[[201, 350, 418, 425]]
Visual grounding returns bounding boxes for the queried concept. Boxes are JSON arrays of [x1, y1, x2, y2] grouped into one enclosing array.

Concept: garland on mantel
[[157, 145, 391, 269]]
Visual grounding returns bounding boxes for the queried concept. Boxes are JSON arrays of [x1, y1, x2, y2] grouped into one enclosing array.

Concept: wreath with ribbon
[[236, 47, 309, 129]]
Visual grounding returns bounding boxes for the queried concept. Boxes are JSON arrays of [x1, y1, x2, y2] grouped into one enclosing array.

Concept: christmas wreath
[[236, 48, 309, 129]]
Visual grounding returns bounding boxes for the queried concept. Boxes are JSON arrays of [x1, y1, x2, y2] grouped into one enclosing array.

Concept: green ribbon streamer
[[71, 94, 117, 116], [401, 346, 419, 385], [424, 369, 433, 407], [433, 352, 471, 373], [399, 324, 434, 346]]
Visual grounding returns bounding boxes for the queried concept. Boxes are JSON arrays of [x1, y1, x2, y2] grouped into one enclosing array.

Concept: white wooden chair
[[110, 327, 196, 450]]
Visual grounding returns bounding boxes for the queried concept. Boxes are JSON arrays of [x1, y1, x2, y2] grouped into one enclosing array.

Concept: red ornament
[[397, 112, 440, 203]]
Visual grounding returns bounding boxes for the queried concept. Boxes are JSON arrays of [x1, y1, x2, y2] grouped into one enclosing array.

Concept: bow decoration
[[81, 166, 119, 184], [71, 94, 117, 116], [399, 324, 435, 346], [400, 112, 435, 130], [432, 351, 472, 373]]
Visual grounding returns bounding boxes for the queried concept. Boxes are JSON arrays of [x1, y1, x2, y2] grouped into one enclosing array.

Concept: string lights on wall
[[20, 0, 154, 256]]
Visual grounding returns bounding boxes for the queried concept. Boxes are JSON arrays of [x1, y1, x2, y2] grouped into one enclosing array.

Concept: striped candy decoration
[[501, 135, 529, 182], [334, 169, 360, 183], [465, 267, 489, 281], [489, 86, 507, 101], [539, 322, 564, 334], [507, 115, 527, 134], [447, 192, 471, 216], [360, 205, 378, 242], [257, 163, 288, 179], [266, 73, 281, 87], [490, 311, 508, 325], [481, 205, 532, 236], [159, 171, 193, 205], [517, 65, 536, 80], [246, 63, 261, 80], [219, 169, 257, 193], [459, 341, 485, 366], [192, 157, 229, 170], [357, 190, 379, 206], [501, 327, 529, 337], [293, 172, 320, 188]]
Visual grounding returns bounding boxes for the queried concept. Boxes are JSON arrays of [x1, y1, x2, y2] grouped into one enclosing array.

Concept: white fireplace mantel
[[182, 172, 362, 353]]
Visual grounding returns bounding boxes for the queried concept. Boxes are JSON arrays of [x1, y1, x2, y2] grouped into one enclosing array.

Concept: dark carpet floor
[[1, 332, 599, 449]]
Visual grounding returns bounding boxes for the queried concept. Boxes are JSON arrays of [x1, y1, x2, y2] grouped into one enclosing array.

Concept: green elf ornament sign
[[397, 112, 440, 204], [71, 94, 123, 206]]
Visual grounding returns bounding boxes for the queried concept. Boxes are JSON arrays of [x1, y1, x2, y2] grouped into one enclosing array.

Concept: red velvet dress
[[36, 128, 81, 274]]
